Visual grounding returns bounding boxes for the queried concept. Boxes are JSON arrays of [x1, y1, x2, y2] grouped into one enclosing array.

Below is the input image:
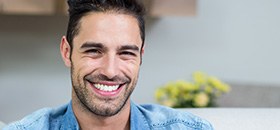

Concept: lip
[[87, 80, 125, 98]]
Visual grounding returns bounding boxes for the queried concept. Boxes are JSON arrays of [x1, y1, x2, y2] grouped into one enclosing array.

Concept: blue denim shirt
[[4, 101, 214, 130]]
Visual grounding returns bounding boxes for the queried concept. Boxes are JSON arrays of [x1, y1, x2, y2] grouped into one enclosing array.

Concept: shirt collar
[[62, 101, 79, 130], [63, 100, 148, 130], [130, 101, 150, 130]]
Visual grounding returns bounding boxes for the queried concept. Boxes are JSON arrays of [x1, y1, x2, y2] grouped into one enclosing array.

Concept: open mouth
[[86, 79, 126, 96], [94, 83, 122, 92]]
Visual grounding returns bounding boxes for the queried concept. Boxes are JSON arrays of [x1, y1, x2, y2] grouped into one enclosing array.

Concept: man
[[4, 0, 213, 129]]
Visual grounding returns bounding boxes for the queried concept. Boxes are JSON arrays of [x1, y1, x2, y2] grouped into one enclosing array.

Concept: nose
[[100, 54, 119, 79]]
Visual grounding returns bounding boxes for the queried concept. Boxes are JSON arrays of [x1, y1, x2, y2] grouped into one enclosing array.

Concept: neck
[[72, 94, 131, 130]]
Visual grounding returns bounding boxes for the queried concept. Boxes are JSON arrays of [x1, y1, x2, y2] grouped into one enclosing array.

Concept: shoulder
[[3, 104, 68, 130], [3, 108, 53, 130], [136, 103, 214, 130]]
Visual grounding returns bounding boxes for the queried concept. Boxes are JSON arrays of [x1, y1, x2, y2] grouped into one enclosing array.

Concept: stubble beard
[[71, 66, 138, 117]]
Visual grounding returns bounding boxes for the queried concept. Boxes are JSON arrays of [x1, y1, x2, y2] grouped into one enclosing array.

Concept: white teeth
[[94, 84, 119, 92]]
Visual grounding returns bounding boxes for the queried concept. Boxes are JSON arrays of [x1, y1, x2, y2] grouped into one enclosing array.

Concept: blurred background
[[1, 0, 280, 123]]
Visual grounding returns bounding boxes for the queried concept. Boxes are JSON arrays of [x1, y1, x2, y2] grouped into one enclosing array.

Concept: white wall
[[0, 15, 72, 123], [134, 0, 280, 105], [1, 0, 280, 123]]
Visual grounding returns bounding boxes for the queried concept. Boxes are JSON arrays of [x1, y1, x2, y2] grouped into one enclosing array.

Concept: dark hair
[[66, 0, 146, 52]]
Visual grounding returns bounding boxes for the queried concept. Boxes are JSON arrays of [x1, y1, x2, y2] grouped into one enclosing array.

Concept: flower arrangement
[[155, 71, 231, 108]]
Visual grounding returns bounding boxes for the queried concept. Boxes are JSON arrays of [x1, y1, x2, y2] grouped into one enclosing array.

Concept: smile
[[94, 84, 120, 92], [86, 79, 127, 97]]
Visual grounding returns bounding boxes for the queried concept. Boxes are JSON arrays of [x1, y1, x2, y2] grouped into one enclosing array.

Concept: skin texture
[[60, 12, 144, 130]]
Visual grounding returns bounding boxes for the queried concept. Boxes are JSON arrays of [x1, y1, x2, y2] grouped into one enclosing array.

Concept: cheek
[[84, 59, 98, 71], [73, 58, 99, 77], [120, 61, 140, 78]]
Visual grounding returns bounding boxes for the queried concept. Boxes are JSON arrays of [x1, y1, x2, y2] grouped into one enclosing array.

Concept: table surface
[[180, 108, 280, 130]]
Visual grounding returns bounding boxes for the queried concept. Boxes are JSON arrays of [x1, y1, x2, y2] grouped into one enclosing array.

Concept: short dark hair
[[66, 0, 146, 52]]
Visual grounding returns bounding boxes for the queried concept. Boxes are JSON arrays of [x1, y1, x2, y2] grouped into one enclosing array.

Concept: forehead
[[73, 12, 142, 48]]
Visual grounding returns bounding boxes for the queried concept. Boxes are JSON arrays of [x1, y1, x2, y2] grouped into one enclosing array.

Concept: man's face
[[66, 12, 143, 116]]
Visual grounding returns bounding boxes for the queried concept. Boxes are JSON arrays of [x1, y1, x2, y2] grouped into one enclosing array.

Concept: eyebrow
[[80, 42, 105, 49], [119, 45, 140, 52], [80, 41, 140, 52]]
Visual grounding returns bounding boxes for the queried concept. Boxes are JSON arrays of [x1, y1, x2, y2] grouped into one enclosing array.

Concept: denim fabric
[[3, 102, 78, 130], [4, 101, 213, 130], [130, 103, 214, 130]]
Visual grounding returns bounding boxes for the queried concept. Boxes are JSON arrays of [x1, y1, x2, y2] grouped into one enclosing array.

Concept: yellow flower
[[163, 82, 179, 97], [193, 92, 209, 107], [204, 85, 213, 93], [221, 84, 231, 93], [193, 71, 207, 85], [165, 82, 175, 92], [183, 93, 193, 101], [162, 99, 176, 107], [155, 88, 165, 101], [155, 71, 231, 108], [208, 77, 230, 93], [175, 80, 198, 91]]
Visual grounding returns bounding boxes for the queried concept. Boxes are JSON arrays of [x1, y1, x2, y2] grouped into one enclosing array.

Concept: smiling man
[[4, 0, 213, 130]]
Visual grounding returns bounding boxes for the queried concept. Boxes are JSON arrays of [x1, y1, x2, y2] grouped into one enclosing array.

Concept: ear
[[60, 36, 71, 67], [140, 44, 145, 65], [141, 44, 145, 56]]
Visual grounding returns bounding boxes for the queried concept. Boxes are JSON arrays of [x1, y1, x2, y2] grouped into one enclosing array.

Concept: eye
[[120, 51, 137, 57], [84, 49, 103, 58], [85, 49, 101, 54]]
